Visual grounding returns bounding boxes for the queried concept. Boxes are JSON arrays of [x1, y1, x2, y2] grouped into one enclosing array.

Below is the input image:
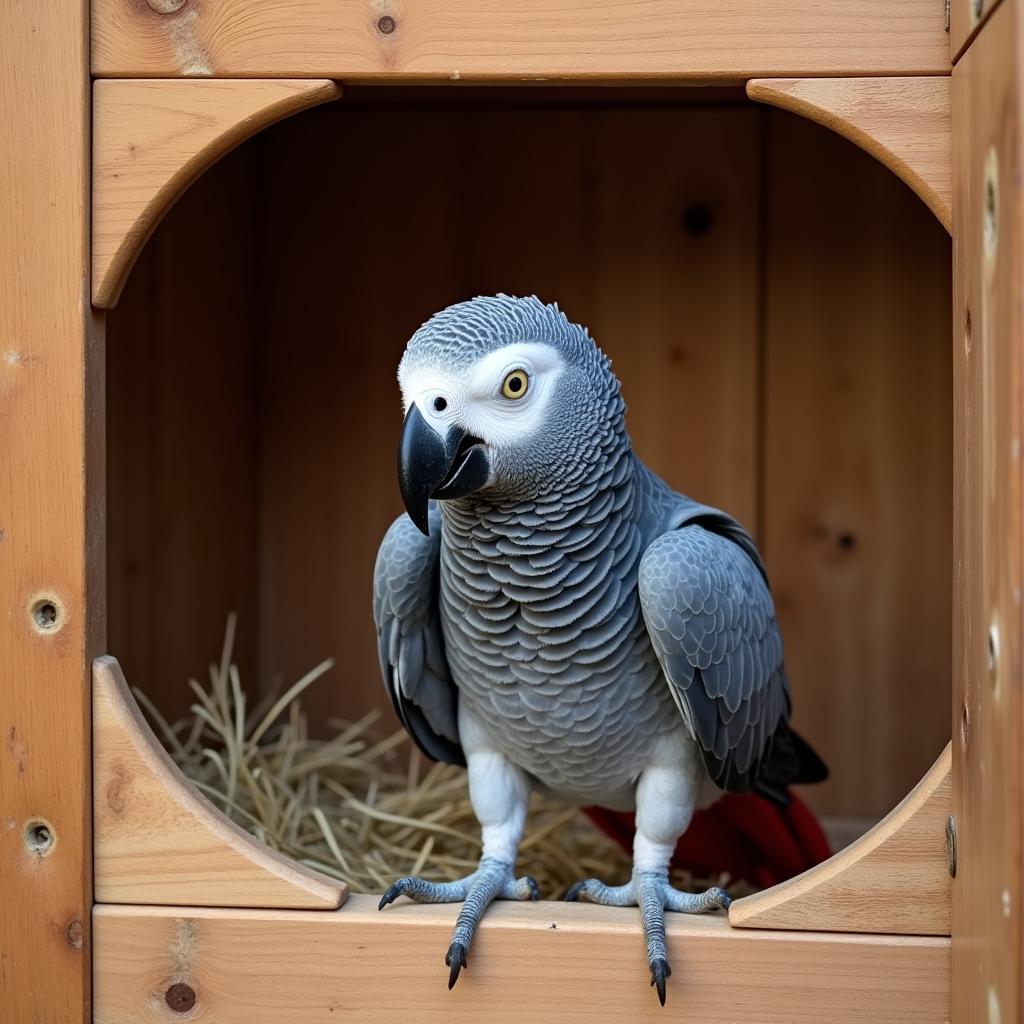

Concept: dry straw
[[136, 615, 731, 898]]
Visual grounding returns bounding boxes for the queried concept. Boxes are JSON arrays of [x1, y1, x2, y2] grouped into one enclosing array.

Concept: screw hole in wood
[[945, 815, 957, 878], [988, 620, 999, 687], [24, 819, 55, 856], [29, 597, 62, 633], [984, 149, 999, 268]]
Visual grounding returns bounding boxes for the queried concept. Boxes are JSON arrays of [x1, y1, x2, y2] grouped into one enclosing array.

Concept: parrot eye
[[500, 369, 529, 400]]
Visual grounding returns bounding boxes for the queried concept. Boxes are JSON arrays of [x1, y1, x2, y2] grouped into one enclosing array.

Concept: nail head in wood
[[165, 983, 196, 1013]]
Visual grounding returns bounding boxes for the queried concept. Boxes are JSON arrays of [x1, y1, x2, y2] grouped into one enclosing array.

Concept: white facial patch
[[399, 342, 565, 448]]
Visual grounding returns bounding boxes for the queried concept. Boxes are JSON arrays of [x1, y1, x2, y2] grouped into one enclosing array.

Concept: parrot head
[[396, 295, 625, 535]]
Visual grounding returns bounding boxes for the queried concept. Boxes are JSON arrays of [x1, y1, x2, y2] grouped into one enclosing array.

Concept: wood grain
[[93, 656, 345, 909], [761, 109, 953, 821], [952, 3, 1024, 1020], [747, 77, 952, 232], [730, 744, 951, 934], [0, 0, 98, 1020], [93, 898, 950, 1024], [90, 0, 950, 80], [92, 78, 340, 308]]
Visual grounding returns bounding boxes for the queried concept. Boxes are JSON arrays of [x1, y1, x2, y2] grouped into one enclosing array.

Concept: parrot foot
[[378, 855, 539, 988], [566, 870, 731, 1006]]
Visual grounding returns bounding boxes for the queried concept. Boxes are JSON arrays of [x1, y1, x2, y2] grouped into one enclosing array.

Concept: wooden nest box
[[2, 1, 1020, 1021]]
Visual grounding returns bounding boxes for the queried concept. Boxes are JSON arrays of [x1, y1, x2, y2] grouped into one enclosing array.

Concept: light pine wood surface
[[730, 744, 951, 934], [92, 78, 340, 308], [90, 0, 950, 80], [747, 77, 952, 231], [93, 899, 950, 1024], [94, 657, 345, 909], [0, 0, 98, 1021], [952, 2, 1024, 1020]]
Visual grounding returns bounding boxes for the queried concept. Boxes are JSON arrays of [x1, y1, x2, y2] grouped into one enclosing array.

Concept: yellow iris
[[501, 369, 529, 399]]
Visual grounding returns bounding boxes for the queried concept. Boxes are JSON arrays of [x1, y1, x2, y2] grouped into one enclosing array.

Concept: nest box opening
[[104, 85, 952, 879]]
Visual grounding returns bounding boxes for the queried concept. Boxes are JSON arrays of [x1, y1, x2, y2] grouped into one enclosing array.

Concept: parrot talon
[[377, 881, 406, 910], [649, 957, 672, 1007], [379, 857, 530, 988], [564, 880, 586, 902], [445, 941, 468, 989], [565, 870, 731, 1003]]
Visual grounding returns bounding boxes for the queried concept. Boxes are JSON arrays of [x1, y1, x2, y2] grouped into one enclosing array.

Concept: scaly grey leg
[[379, 855, 539, 988], [566, 870, 731, 1005]]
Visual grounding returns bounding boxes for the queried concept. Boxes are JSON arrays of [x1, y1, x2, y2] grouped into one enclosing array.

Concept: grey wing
[[638, 525, 794, 797], [373, 507, 464, 766]]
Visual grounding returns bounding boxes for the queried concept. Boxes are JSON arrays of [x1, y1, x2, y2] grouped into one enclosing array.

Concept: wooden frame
[[1, 0, 98, 1021], [3, 1, 1019, 1021]]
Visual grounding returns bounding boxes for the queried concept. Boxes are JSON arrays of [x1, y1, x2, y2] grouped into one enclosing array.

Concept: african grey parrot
[[374, 295, 825, 1003]]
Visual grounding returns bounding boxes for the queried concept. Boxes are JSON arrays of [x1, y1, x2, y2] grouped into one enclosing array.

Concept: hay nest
[[136, 616, 734, 899]]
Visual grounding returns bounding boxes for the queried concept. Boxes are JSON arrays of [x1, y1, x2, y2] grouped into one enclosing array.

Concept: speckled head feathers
[[400, 294, 597, 373]]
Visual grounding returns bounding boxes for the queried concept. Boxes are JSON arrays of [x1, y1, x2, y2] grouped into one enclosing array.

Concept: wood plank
[[730, 744, 951, 934], [950, 0, 1005, 63], [93, 898, 950, 1024], [951, 3, 1024, 1020], [93, 78, 340, 308], [761, 109, 953, 821], [93, 657, 345, 909], [747, 78, 951, 232], [90, 1, 950, 80], [0, 0, 97, 1020], [255, 103, 760, 730]]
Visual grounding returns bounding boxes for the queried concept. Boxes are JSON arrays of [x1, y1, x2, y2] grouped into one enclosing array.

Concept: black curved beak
[[398, 404, 490, 535]]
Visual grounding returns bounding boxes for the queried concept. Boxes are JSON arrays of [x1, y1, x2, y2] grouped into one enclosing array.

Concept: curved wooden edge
[[729, 743, 951, 935], [93, 655, 347, 910], [92, 78, 341, 308], [747, 77, 951, 233]]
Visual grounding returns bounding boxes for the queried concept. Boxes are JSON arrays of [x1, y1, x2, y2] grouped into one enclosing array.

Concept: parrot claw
[[379, 857, 533, 990], [650, 957, 672, 1007], [445, 941, 468, 989], [564, 870, 731, 1004]]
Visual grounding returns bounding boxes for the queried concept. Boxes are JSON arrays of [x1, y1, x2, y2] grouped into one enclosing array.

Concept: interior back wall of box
[[106, 91, 952, 832]]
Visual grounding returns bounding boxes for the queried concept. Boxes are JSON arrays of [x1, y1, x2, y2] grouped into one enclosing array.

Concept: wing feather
[[639, 524, 796, 796], [373, 507, 464, 765]]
